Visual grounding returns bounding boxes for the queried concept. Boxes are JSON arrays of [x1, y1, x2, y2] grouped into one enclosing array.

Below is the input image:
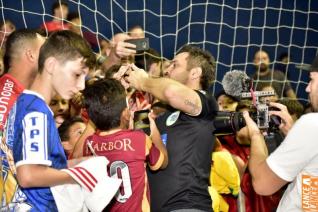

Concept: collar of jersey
[[22, 90, 54, 115]]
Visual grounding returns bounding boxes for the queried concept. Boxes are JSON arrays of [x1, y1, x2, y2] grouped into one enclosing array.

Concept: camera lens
[[213, 111, 246, 135]]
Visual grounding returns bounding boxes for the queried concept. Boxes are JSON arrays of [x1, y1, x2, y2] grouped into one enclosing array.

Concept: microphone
[[221, 70, 250, 98]]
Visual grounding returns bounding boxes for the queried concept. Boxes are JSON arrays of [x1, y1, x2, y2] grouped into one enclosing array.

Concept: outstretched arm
[[148, 111, 168, 168], [243, 111, 288, 195], [101, 35, 136, 71], [16, 164, 75, 188], [125, 64, 202, 116]]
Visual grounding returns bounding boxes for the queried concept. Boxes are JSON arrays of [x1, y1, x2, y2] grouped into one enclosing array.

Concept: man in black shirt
[[125, 45, 218, 212]]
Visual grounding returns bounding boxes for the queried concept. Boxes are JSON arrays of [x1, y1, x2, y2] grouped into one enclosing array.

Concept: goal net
[[1, 0, 318, 104]]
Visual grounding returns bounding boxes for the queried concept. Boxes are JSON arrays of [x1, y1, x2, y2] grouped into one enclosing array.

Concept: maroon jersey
[[83, 129, 163, 212]]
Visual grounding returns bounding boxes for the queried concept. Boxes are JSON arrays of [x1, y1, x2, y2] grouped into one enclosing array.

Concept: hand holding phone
[[133, 109, 150, 130], [126, 38, 149, 51]]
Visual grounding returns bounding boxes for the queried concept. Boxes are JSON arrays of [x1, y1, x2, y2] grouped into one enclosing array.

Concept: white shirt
[[267, 113, 318, 211]]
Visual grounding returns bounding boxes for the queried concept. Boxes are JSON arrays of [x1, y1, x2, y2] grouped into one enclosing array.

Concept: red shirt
[[41, 21, 70, 32], [0, 74, 24, 131], [83, 129, 163, 212], [219, 135, 281, 212]]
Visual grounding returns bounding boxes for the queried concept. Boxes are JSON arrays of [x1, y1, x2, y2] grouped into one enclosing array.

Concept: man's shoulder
[[296, 113, 318, 126], [272, 70, 286, 78], [196, 90, 218, 119], [0, 74, 24, 92]]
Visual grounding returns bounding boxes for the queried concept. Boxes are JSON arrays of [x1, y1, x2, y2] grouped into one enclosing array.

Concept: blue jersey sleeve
[[15, 111, 52, 167]]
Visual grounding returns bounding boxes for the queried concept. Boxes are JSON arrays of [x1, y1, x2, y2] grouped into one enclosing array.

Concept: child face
[[49, 94, 69, 117], [61, 121, 86, 155], [260, 86, 279, 103], [217, 94, 238, 112], [53, 57, 89, 100], [67, 121, 86, 146]]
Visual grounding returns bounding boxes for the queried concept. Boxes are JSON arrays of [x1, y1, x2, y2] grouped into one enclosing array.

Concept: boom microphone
[[221, 70, 250, 98]]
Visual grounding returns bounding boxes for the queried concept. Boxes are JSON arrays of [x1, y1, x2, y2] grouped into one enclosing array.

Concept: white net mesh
[[1, 0, 318, 104]]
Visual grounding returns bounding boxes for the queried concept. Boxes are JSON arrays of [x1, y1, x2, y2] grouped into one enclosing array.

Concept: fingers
[[113, 65, 130, 80], [242, 111, 261, 134], [130, 63, 140, 71], [268, 102, 294, 125], [121, 42, 136, 50], [268, 110, 282, 118], [135, 95, 151, 111], [269, 102, 287, 111], [148, 110, 155, 122], [242, 111, 253, 125], [120, 78, 130, 90], [128, 111, 134, 129], [129, 63, 148, 78], [148, 110, 157, 120], [115, 41, 136, 57], [113, 65, 131, 89], [269, 107, 294, 136]]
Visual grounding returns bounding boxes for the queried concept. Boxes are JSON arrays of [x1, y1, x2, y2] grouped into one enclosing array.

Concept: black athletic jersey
[[148, 91, 217, 212]]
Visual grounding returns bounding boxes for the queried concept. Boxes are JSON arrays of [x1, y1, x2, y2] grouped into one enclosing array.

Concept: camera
[[213, 109, 281, 135], [213, 111, 245, 135], [215, 72, 281, 134]]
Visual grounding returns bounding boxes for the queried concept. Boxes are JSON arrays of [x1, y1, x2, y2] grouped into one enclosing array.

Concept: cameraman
[[242, 55, 318, 211]]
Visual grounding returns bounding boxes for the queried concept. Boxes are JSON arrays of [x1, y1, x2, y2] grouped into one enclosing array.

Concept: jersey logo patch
[[166, 111, 180, 126], [302, 174, 318, 211]]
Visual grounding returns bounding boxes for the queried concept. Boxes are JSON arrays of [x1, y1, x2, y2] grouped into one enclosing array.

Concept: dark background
[[1, 0, 317, 103]]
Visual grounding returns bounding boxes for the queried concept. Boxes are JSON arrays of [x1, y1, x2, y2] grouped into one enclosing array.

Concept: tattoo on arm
[[184, 99, 200, 115]]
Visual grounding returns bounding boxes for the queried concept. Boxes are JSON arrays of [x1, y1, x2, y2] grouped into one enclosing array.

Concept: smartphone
[[133, 109, 150, 131], [126, 38, 149, 51]]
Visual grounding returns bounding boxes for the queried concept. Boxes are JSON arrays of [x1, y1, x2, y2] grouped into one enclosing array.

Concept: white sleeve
[[15, 111, 52, 167], [266, 114, 318, 182]]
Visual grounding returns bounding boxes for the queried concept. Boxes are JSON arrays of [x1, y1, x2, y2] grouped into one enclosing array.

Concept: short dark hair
[[104, 64, 121, 79], [38, 30, 96, 72], [215, 90, 239, 102], [3, 29, 40, 73], [278, 99, 304, 119], [177, 44, 216, 91], [83, 79, 127, 131], [67, 12, 80, 21], [52, 0, 68, 13], [135, 48, 162, 72], [58, 116, 83, 141]]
